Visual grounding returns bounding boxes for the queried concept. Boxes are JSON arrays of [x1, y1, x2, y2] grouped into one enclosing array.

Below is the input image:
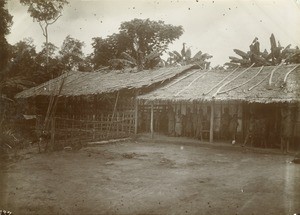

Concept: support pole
[[107, 91, 119, 138], [50, 117, 55, 151], [150, 102, 154, 139], [209, 101, 215, 143], [134, 91, 139, 135], [93, 115, 96, 140]]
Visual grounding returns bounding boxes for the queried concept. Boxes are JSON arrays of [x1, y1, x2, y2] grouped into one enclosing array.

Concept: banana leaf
[[120, 52, 137, 65], [233, 49, 249, 59]]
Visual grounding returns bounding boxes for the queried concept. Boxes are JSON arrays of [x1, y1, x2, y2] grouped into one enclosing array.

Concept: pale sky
[[6, 0, 300, 66]]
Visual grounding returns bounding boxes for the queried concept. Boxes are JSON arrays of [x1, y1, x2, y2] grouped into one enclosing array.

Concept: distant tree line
[[0, 0, 186, 98], [1, 0, 299, 100]]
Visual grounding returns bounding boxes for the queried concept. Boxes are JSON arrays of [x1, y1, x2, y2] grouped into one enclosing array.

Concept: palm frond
[[120, 52, 137, 65], [144, 50, 161, 62], [172, 51, 182, 60], [192, 51, 202, 60], [233, 49, 249, 59]]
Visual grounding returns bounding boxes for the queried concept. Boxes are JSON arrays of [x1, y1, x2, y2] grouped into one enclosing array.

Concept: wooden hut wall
[[138, 100, 299, 149], [295, 104, 300, 142], [137, 100, 244, 141], [286, 103, 300, 149]]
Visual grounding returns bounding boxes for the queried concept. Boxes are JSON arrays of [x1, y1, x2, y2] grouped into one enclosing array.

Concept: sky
[[5, 0, 300, 66]]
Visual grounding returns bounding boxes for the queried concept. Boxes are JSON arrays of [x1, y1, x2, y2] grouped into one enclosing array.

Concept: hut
[[137, 64, 300, 151], [14, 65, 196, 146]]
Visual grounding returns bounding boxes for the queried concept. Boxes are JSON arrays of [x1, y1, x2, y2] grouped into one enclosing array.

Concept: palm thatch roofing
[[15, 65, 195, 99], [138, 64, 300, 103]]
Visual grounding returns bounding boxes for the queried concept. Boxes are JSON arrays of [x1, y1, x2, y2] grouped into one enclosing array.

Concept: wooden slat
[[166, 69, 199, 88], [283, 65, 298, 83], [269, 62, 284, 86], [203, 67, 239, 96], [175, 70, 211, 96], [218, 66, 264, 94], [213, 63, 255, 97]]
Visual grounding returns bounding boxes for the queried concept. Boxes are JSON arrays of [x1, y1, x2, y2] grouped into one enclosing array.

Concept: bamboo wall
[[28, 92, 136, 147], [52, 111, 134, 147]]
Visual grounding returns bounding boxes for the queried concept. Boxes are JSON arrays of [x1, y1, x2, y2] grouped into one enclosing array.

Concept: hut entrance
[[243, 103, 281, 149], [138, 102, 213, 141]]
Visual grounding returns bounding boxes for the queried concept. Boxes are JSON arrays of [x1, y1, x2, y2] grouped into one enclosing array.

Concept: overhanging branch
[[47, 14, 62, 25]]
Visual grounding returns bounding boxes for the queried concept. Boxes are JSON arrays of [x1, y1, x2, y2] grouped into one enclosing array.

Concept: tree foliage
[[1, 38, 38, 97], [120, 19, 183, 56], [0, 0, 13, 72], [36, 42, 64, 79], [91, 18, 183, 70], [91, 32, 130, 69], [20, 0, 69, 80], [20, 0, 68, 22], [59, 35, 86, 71]]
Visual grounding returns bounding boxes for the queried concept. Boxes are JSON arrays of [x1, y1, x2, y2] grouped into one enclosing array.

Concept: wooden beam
[[209, 101, 215, 143], [203, 66, 239, 96], [166, 69, 199, 88], [213, 63, 254, 97], [283, 65, 298, 83], [150, 102, 154, 139], [269, 62, 284, 86], [175, 70, 210, 96], [218, 66, 264, 94], [107, 91, 119, 138]]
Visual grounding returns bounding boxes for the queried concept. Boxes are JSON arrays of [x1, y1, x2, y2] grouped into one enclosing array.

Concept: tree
[[59, 35, 86, 71], [20, 0, 69, 75], [0, 0, 13, 73], [36, 42, 64, 80], [91, 32, 131, 69], [1, 38, 38, 96], [39, 42, 58, 61], [91, 18, 183, 70], [120, 19, 183, 55]]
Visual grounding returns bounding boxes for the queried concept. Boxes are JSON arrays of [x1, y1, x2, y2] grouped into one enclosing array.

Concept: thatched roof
[[15, 65, 194, 98], [138, 64, 300, 103]]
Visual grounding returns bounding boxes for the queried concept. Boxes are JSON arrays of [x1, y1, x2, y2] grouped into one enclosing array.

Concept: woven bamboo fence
[[49, 111, 134, 147]]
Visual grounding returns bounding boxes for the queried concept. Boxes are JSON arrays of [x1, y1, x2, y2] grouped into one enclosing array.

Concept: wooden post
[[150, 102, 154, 139], [134, 96, 139, 135], [51, 117, 55, 150], [93, 115, 96, 140], [122, 113, 124, 133], [116, 112, 119, 137], [209, 101, 215, 143], [71, 115, 74, 142]]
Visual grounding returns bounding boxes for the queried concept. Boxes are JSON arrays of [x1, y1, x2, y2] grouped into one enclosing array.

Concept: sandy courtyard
[[1, 138, 299, 215]]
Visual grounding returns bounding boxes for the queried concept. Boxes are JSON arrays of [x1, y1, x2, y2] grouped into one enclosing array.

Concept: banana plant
[[109, 49, 162, 71], [226, 33, 300, 68], [167, 49, 212, 69]]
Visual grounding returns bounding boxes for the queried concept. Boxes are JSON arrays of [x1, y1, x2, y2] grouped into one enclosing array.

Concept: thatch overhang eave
[[15, 65, 196, 99], [137, 64, 300, 104]]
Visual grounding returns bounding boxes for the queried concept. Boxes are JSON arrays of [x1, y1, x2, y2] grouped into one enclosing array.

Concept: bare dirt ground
[[1, 137, 300, 215]]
